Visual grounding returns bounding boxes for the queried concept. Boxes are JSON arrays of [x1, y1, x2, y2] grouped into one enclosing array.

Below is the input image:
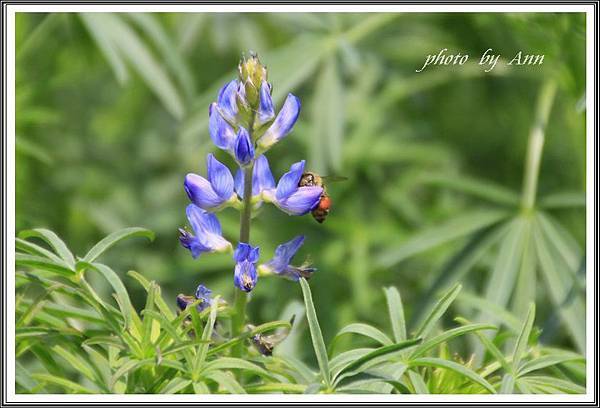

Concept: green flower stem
[[231, 161, 254, 356], [520, 79, 557, 212]]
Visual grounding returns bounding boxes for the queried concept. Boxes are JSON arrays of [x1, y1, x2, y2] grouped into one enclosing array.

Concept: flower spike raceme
[[178, 51, 329, 355]]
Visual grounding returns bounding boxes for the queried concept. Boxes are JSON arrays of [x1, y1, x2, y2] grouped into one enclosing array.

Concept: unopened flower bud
[[238, 51, 268, 108]]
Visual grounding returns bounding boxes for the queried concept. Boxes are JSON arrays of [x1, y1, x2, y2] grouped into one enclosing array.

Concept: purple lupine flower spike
[[262, 160, 323, 216]]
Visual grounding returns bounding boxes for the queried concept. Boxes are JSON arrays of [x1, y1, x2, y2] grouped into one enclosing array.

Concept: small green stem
[[520, 80, 557, 212], [231, 162, 254, 356]]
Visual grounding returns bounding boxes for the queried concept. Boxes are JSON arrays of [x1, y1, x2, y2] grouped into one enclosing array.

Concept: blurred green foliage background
[[15, 12, 586, 365]]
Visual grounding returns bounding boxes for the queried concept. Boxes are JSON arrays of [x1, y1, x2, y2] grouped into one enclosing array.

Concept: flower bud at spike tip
[[238, 51, 268, 108]]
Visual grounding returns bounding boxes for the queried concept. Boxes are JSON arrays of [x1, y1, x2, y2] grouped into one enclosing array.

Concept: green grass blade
[[518, 353, 585, 377], [408, 370, 429, 394], [299, 277, 331, 389], [16, 253, 74, 277]]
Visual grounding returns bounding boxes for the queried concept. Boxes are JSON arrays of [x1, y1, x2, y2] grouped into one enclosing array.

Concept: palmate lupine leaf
[[417, 172, 521, 207], [532, 220, 585, 352], [80, 13, 185, 120], [376, 210, 509, 268]]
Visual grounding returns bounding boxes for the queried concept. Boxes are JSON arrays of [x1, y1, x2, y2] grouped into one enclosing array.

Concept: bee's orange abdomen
[[318, 196, 331, 210]]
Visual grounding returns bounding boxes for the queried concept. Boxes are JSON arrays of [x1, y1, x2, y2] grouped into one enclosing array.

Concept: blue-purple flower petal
[[234, 155, 275, 199], [277, 186, 323, 216], [234, 260, 258, 292], [217, 80, 239, 122], [184, 173, 223, 209], [234, 127, 254, 166], [258, 93, 301, 149], [179, 204, 231, 258], [207, 154, 234, 201], [276, 161, 305, 201], [209, 103, 236, 151], [256, 81, 275, 126]]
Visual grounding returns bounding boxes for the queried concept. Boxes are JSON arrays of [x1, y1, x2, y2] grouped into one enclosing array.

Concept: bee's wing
[[320, 175, 349, 183]]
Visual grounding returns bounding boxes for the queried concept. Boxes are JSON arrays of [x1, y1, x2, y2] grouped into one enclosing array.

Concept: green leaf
[[480, 216, 528, 317], [410, 323, 495, 359], [207, 319, 291, 356], [512, 303, 536, 371], [193, 297, 219, 374], [19, 228, 76, 268], [409, 357, 496, 394], [82, 227, 155, 264], [415, 283, 462, 339], [128, 270, 175, 320], [16, 253, 74, 277], [408, 370, 429, 394], [518, 353, 585, 377], [520, 376, 585, 394], [78, 262, 138, 332], [204, 371, 246, 394], [455, 291, 521, 334], [245, 382, 307, 394], [384, 287, 406, 343], [418, 172, 520, 207], [299, 277, 331, 389], [79, 13, 184, 119], [455, 317, 511, 375], [16, 237, 63, 263], [311, 56, 344, 172], [539, 191, 585, 209], [125, 13, 195, 100], [533, 221, 585, 352], [376, 210, 508, 268], [159, 378, 192, 394], [334, 338, 422, 383], [51, 345, 98, 385], [201, 357, 277, 381], [80, 13, 128, 84], [31, 373, 95, 394], [331, 323, 393, 352]]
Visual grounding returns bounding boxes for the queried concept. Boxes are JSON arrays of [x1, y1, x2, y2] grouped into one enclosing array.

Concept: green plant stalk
[[521, 80, 558, 212], [231, 162, 254, 356]]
